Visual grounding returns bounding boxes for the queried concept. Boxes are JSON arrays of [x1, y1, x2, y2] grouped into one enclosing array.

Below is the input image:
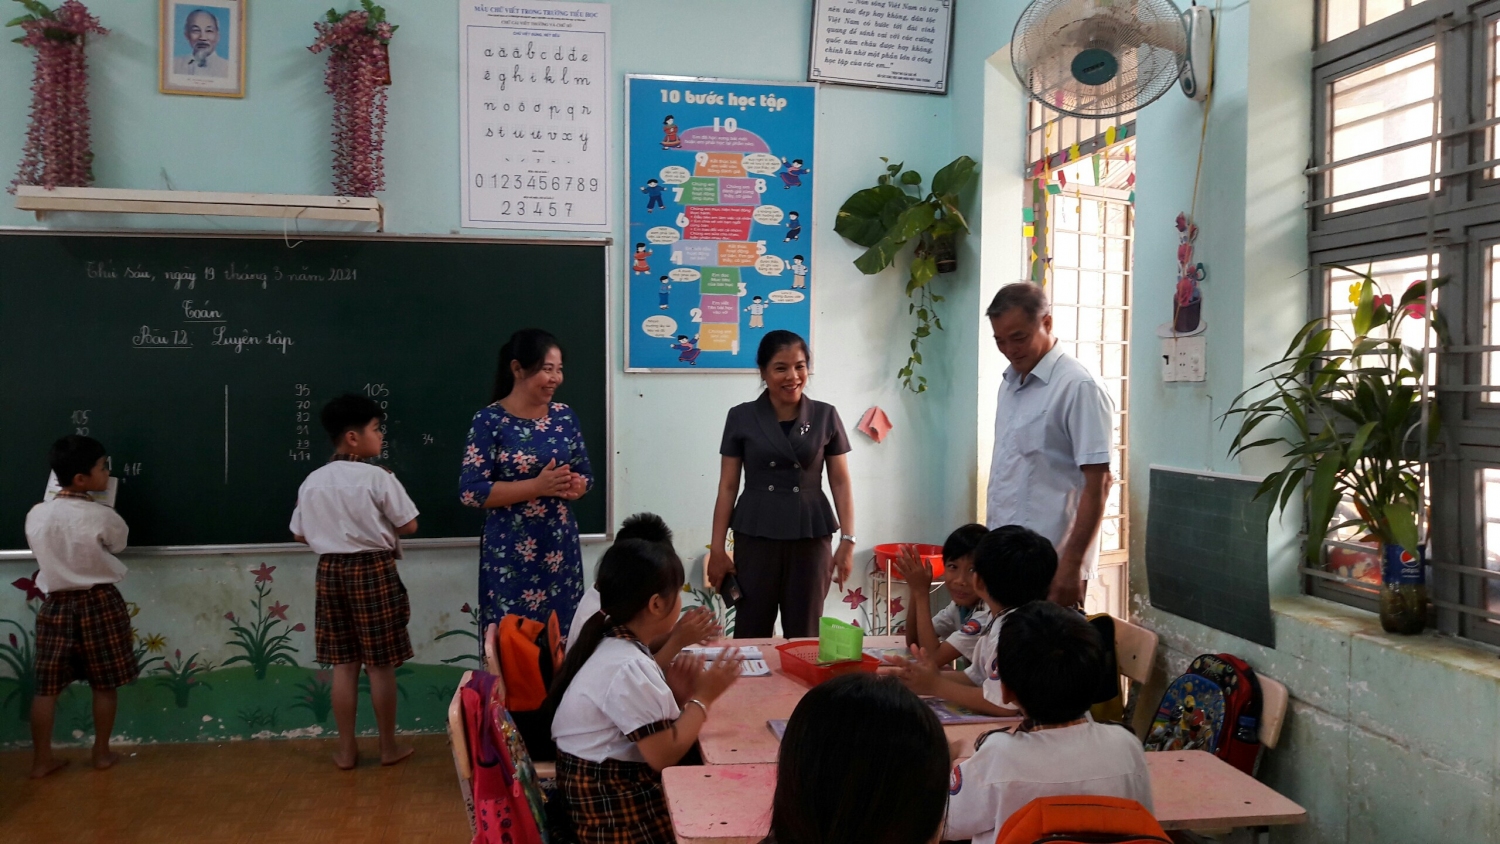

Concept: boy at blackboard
[[24, 435, 138, 778], [290, 394, 420, 769]]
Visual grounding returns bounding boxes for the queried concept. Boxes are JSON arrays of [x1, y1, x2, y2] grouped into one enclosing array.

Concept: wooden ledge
[[13, 186, 384, 230]]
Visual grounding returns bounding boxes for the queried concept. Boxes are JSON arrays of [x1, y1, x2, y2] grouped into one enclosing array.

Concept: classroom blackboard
[[0, 231, 609, 550], [1145, 466, 1275, 648]]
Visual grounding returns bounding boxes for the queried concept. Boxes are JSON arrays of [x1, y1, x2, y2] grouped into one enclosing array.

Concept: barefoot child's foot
[[380, 745, 414, 767], [333, 748, 359, 770], [30, 758, 68, 779], [92, 750, 119, 771]]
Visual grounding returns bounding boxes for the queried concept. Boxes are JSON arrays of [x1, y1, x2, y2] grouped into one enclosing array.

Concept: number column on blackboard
[[365, 382, 391, 462], [291, 384, 313, 462]]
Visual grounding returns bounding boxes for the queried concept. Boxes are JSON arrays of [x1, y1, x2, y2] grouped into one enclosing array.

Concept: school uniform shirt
[[944, 717, 1154, 844], [986, 342, 1114, 579], [289, 460, 419, 556], [565, 586, 602, 653], [959, 611, 1006, 708], [719, 392, 851, 540], [945, 606, 994, 664], [931, 600, 980, 642], [24, 496, 129, 594], [552, 636, 682, 764]]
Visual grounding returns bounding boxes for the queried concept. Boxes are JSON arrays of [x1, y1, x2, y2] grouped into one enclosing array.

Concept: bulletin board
[[624, 75, 817, 372]]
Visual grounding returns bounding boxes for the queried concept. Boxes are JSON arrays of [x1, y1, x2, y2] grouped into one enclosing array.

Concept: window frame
[[1311, 0, 1500, 646]]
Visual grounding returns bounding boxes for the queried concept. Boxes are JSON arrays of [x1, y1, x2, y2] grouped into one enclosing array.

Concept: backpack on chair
[[497, 612, 564, 762], [1143, 653, 1263, 774], [995, 796, 1170, 844]]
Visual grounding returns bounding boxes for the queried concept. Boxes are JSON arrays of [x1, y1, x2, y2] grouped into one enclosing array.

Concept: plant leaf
[[1352, 273, 1375, 337], [900, 170, 923, 185], [931, 155, 978, 197], [1304, 453, 1341, 565], [854, 202, 936, 275], [835, 184, 911, 248], [1382, 502, 1419, 554]]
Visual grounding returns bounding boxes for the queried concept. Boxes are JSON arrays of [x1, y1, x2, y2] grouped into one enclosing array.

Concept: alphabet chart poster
[[625, 76, 816, 372], [460, 1, 610, 231]]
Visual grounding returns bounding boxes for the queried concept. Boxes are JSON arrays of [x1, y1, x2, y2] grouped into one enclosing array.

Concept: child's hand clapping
[[668, 606, 722, 651], [890, 644, 942, 697], [894, 544, 933, 591], [694, 646, 743, 705], [665, 653, 703, 706]]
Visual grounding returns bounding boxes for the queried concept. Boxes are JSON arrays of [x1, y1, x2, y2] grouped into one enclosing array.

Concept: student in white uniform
[[898, 523, 989, 660], [893, 525, 1057, 717], [549, 536, 743, 844], [944, 601, 1152, 844], [565, 512, 718, 664]]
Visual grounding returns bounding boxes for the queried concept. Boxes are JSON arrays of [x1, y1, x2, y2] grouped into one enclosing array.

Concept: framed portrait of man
[[159, 0, 245, 97]]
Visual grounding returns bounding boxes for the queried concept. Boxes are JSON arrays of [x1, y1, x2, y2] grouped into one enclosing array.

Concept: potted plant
[[309, 0, 397, 198], [835, 155, 977, 393], [6, 0, 107, 193], [1223, 270, 1448, 634]]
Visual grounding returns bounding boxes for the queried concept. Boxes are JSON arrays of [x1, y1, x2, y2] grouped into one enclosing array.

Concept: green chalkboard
[[1145, 467, 1275, 648], [0, 232, 609, 550]]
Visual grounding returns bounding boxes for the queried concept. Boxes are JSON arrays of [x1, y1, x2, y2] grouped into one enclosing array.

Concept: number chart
[[461, 1, 611, 231], [625, 76, 817, 372]]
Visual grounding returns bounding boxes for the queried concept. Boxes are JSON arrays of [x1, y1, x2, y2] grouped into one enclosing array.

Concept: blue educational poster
[[625, 76, 816, 371]]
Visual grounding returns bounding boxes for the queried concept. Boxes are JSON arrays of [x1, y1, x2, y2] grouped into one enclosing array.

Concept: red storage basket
[[872, 543, 945, 579], [775, 641, 879, 687]]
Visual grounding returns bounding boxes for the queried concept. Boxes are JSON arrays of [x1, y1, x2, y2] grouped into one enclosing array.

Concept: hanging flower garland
[[6, 0, 107, 193], [309, 1, 396, 198]]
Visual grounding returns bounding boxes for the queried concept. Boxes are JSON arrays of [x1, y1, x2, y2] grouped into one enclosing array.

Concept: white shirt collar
[[1002, 340, 1064, 388]]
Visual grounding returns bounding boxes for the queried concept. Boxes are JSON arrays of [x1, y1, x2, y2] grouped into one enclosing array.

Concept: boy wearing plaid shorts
[[24, 435, 138, 778], [290, 394, 420, 770]]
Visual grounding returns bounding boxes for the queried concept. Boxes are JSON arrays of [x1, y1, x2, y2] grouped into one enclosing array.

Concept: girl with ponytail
[[459, 329, 594, 629], [550, 539, 742, 844]]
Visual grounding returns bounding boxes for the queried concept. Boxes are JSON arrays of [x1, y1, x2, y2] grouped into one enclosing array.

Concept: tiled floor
[[0, 734, 471, 843]]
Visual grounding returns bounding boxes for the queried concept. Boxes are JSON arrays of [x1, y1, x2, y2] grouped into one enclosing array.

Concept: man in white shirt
[[986, 282, 1114, 607], [173, 9, 230, 78], [944, 601, 1152, 844]]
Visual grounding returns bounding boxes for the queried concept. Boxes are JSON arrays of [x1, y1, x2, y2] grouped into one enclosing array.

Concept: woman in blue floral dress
[[460, 329, 593, 629]]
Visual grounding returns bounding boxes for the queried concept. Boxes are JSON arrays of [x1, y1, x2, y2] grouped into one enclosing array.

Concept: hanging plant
[[6, 0, 107, 193], [309, 0, 396, 198], [836, 156, 977, 393]]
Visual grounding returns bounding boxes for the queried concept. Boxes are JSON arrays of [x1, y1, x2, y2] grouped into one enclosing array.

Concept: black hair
[[676, 334, 689, 342], [792, 255, 805, 262], [616, 512, 674, 547], [767, 673, 949, 844], [995, 600, 1104, 724], [49, 435, 107, 487], [753, 295, 764, 301], [320, 394, 385, 444], [942, 523, 989, 566], [663, 115, 675, 122], [756, 330, 810, 372], [636, 242, 646, 249], [788, 211, 799, 218], [971, 525, 1057, 609], [491, 328, 562, 403], [986, 281, 1051, 322], [647, 178, 659, 184], [660, 275, 670, 281], [547, 538, 685, 713], [791, 159, 803, 166]]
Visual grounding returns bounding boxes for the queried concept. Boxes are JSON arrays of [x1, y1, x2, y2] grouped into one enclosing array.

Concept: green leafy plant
[[0, 618, 37, 721], [238, 706, 279, 732], [290, 668, 334, 724], [1223, 270, 1448, 563], [835, 155, 978, 392], [359, 665, 414, 700], [434, 602, 482, 665], [153, 649, 214, 708], [223, 567, 303, 679]]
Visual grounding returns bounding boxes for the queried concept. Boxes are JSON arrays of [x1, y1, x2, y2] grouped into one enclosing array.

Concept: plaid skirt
[[315, 549, 413, 667], [556, 751, 675, 844], [34, 583, 139, 696]]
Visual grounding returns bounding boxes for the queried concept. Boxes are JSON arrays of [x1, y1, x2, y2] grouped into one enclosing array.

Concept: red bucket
[[872, 543, 945, 580]]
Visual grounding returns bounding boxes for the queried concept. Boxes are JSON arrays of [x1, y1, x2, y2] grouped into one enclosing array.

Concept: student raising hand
[[894, 544, 934, 590]]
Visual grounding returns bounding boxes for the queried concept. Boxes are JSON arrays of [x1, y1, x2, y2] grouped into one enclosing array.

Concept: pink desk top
[[664, 751, 1307, 843], [698, 637, 1014, 765]]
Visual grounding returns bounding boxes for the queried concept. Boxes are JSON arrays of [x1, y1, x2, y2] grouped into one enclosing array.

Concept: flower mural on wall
[[153, 650, 213, 708], [434, 602, 481, 665], [0, 572, 43, 720], [223, 564, 303, 679]]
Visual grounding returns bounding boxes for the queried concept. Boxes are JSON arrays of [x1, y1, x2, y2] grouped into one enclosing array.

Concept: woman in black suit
[[707, 331, 856, 638]]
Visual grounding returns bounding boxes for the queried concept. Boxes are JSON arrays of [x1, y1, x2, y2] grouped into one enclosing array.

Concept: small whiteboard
[[460, 1, 611, 231], [807, 0, 953, 94]]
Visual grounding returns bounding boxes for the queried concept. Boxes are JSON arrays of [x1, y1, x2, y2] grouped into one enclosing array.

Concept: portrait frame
[[159, 0, 246, 98]]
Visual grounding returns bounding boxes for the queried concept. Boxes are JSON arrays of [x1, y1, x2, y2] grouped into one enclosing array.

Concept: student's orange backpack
[[497, 612, 563, 761], [994, 796, 1171, 844]]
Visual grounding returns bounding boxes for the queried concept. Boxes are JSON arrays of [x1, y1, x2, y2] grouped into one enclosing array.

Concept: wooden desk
[[664, 751, 1306, 844], [698, 637, 1014, 765]]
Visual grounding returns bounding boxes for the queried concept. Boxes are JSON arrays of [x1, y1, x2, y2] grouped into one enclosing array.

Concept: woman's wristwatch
[[840, 534, 856, 546]]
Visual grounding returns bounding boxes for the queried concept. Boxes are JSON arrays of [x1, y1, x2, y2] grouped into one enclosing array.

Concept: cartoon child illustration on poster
[[777, 157, 809, 189], [658, 275, 671, 310], [641, 178, 666, 213], [661, 115, 682, 149], [632, 243, 651, 275], [789, 255, 808, 289], [670, 333, 700, 365], [783, 211, 802, 243], [745, 295, 767, 328]]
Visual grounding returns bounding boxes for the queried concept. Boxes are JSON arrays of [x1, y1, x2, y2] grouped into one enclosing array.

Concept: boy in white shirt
[[290, 394, 419, 770], [894, 525, 1056, 716], [944, 601, 1153, 844], [899, 523, 989, 658], [24, 436, 136, 778]]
